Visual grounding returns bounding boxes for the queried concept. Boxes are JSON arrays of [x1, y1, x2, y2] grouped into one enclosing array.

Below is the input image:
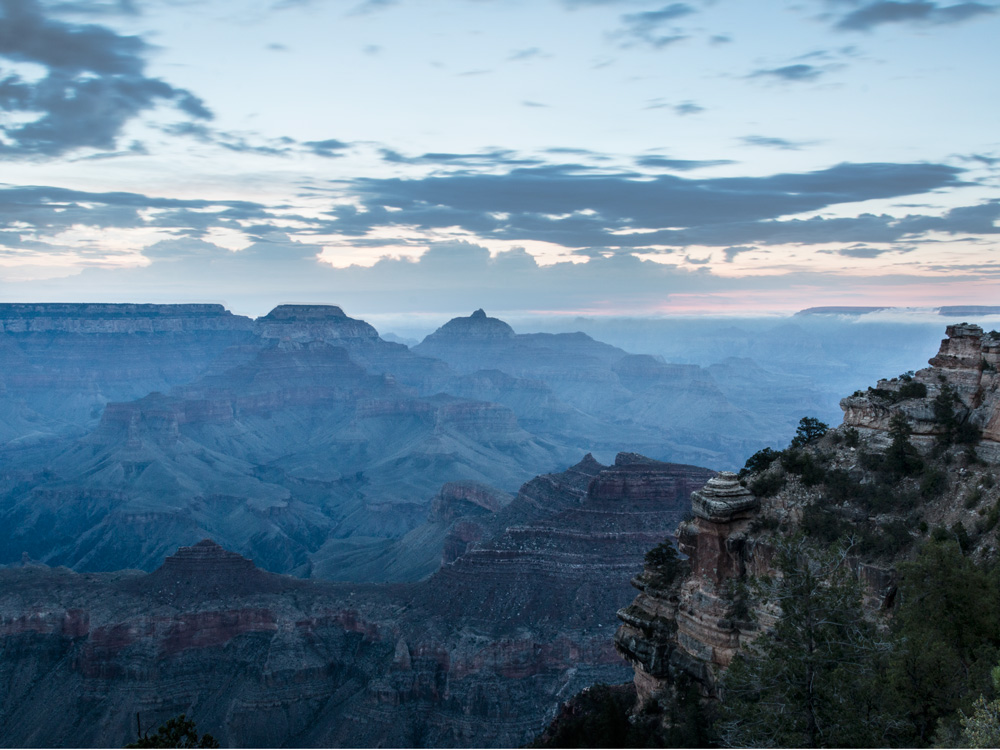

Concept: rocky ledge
[[614, 322, 1000, 719], [840, 323, 1000, 455]]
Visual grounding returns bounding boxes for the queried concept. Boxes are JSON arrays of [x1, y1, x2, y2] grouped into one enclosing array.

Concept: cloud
[[635, 155, 734, 170], [837, 243, 914, 257], [164, 122, 295, 157], [347, 0, 398, 16], [3, 162, 993, 294], [834, 1, 996, 31], [507, 47, 546, 62], [723, 245, 755, 262], [0, 0, 210, 157], [613, 3, 696, 48], [377, 148, 542, 167], [740, 135, 816, 150], [321, 161, 967, 250], [748, 64, 825, 82], [303, 138, 351, 158], [673, 100, 705, 115]]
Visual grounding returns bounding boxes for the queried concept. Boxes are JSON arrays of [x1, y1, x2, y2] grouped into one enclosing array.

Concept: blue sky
[[0, 0, 998, 317]]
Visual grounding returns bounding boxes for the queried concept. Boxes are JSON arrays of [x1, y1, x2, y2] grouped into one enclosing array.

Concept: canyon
[[2, 303, 784, 579], [0, 453, 712, 748]]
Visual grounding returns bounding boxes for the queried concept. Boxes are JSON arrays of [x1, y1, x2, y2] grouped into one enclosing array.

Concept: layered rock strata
[[615, 324, 1000, 713], [614, 472, 767, 705], [841, 323, 1000, 455], [0, 453, 715, 748]]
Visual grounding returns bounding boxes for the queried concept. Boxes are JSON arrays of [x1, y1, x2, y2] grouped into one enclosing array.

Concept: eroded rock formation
[[614, 323, 1000, 715], [841, 323, 1000, 456], [614, 472, 768, 705]]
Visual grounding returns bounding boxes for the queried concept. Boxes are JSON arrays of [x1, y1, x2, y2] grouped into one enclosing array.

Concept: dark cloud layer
[[0, 0, 210, 156], [834, 1, 995, 31], [1, 163, 994, 282], [331, 162, 964, 246]]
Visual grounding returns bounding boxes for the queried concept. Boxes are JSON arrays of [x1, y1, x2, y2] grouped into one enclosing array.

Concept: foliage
[[530, 682, 708, 748], [884, 413, 924, 477], [800, 503, 913, 557], [740, 447, 780, 479], [844, 427, 860, 447], [644, 539, 683, 589], [780, 449, 826, 486], [790, 417, 829, 448], [126, 715, 219, 749], [919, 467, 948, 499], [933, 384, 978, 447], [749, 471, 785, 498], [717, 538, 899, 748], [898, 380, 928, 400], [888, 540, 1000, 744], [961, 665, 1000, 748]]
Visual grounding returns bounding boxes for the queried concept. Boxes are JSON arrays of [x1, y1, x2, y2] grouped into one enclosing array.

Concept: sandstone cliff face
[[0, 454, 714, 748], [614, 472, 769, 705]]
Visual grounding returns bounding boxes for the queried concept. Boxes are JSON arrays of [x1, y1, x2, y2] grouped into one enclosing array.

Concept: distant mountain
[[0, 304, 784, 578]]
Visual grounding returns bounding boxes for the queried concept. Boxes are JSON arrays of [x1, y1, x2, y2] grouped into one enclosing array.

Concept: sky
[[0, 0, 998, 319]]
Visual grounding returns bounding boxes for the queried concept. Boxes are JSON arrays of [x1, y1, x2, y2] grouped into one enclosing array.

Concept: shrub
[[844, 427, 860, 448], [920, 468, 948, 499], [898, 380, 928, 400], [950, 522, 971, 552], [644, 539, 683, 589], [801, 504, 849, 545], [965, 489, 983, 509], [740, 447, 780, 479], [750, 472, 785, 497]]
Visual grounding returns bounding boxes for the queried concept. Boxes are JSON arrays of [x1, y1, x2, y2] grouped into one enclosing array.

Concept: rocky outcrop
[[254, 304, 382, 344], [417, 308, 516, 345], [840, 323, 1000, 455], [615, 324, 1000, 717], [614, 472, 767, 705]]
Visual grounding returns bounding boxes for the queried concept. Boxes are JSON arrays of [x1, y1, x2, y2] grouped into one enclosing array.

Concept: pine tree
[[717, 537, 898, 748]]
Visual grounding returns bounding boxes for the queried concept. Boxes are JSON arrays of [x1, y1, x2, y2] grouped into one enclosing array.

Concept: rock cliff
[[613, 323, 1000, 716], [840, 323, 1000, 456]]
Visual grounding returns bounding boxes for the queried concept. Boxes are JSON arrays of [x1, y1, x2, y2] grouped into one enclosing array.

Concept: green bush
[[644, 539, 683, 589], [750, 472, 785, 497], [919, 468, 948, 499], [740, 447, 781, 479], [898, 380, 928, 399]]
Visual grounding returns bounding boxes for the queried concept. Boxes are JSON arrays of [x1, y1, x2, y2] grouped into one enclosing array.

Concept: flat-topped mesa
[[161, 539, 255, 574], [587, 453, 716, 507], [690, 471, 758, 523], [254, 304, 380, 343], [419, 309, 516, 344], [0, 303, 250, 333], [140, 539, 289, 598], [840, 323, 1000, 452]]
